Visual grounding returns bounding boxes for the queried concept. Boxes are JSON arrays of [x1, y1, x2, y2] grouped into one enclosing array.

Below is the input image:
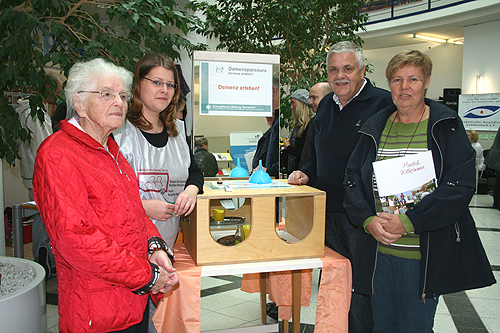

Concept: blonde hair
[[386, 50, 432, 83], [467, 130, 479, 143], [291, 100, 314, 137]]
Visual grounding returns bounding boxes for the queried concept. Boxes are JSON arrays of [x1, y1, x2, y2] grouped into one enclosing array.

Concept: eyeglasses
[[78, 89, 132, 102], [142, 77, 178, 90]]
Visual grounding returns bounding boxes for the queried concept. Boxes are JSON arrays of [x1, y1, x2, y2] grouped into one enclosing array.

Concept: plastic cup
[[242, 224, 251, 239], [213, 209, 225, 222]]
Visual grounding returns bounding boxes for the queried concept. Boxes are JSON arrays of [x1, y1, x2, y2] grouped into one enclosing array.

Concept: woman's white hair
[[65, 58, 133, 114]]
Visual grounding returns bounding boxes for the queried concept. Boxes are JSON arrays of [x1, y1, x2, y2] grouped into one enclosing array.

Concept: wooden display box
[[181, 180, 326, 265]]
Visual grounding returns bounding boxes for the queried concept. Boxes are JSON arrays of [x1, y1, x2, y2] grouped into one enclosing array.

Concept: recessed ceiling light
[[413, 34, 447, 43]]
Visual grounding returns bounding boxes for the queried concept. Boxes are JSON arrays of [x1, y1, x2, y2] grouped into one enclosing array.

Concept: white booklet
[[373, 150, 437, 214]]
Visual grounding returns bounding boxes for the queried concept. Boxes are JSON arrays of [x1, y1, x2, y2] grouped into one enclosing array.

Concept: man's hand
[[283, 138, 290, 149], [252, 166, 267, 174], [288, 170, 309, 185]]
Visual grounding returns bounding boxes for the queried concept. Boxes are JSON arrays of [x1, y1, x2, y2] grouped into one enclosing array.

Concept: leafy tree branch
[[0, 0, 206, 165], [190, 0, 368, 128]]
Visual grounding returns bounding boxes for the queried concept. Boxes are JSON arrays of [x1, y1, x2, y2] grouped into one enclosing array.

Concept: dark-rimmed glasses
[[142, 77, 178, 90]]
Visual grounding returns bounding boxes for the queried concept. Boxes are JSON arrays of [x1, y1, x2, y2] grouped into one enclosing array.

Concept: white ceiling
[[359, 1, 500, 50]]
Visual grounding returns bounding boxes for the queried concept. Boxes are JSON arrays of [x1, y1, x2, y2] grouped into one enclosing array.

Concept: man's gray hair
[[64, 58, 133, 113], [326, 41, 365, 70]]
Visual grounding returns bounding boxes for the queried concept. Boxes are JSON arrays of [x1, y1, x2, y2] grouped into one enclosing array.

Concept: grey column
[[12, 204, 24, 258]]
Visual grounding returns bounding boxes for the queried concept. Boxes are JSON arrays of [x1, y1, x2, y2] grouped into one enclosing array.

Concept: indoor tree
[[189, 0, 368, 128], [0, 0, 206, 165]]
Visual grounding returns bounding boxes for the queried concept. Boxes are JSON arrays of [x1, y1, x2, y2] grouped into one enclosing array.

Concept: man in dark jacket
[[288, 41, 393, 332], [253, 72, 280, 171]]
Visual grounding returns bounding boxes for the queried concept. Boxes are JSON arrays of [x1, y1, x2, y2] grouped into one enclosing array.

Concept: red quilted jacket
[[33, 120, 162, 332]]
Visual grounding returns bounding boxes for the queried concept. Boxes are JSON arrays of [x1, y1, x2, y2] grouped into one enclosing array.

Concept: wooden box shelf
[[181, 180, 326, 265]]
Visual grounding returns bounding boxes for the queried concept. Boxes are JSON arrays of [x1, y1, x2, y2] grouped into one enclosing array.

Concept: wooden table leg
[[260, 272, 267, 324], [292, 270, 301, 333], [283, 319, 289, 332]]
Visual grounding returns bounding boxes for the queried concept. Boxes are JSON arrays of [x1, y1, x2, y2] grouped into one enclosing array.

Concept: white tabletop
[[201, 257, 323, 277]]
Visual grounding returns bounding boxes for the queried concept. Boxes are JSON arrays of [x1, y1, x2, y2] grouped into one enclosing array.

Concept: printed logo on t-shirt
[[137, 171, 169, 194]]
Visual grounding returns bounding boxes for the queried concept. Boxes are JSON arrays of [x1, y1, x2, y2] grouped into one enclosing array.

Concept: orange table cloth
[[241, 246, 352, 332], [153, 244, 351, 333], [153, 243, 202, 333]]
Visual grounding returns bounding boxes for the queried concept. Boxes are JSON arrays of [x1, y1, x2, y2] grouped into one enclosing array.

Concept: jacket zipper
[[421, 232, 430, 303], [455, 222, 461, 242], [98, 147, 130, 181], [359, 129, 380, 296], [420, 115, 455, 302]]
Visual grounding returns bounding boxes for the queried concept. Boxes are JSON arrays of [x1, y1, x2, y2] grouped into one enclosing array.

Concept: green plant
[[189, 0, 368, 128], [0, 0, 206, 165]]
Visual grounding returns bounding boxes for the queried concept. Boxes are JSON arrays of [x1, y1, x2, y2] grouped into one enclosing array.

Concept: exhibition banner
[[199, 61, 273, 117], [459, 94, 500, 131]]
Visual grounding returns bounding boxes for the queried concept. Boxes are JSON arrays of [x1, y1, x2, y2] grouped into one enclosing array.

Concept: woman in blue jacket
[[343, 50, 495, 332]]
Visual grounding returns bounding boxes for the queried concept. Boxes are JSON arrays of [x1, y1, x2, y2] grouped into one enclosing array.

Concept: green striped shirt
[[372, 117, 429, 259]]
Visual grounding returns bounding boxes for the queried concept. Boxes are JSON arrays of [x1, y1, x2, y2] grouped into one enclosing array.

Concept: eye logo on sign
[[463, 106, 500, 119]]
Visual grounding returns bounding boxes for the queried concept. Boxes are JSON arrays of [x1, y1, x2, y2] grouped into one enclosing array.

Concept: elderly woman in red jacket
[[33, 58, 178, 333]]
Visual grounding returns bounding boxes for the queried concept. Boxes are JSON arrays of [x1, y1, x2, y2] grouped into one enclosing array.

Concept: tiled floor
[[5, 193, 500, 332]]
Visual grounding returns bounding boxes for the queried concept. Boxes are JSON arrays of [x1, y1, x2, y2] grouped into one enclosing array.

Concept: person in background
[[297, 82, 333, 172], [113, 53, 203, 332], [175, 90, 187, 121], [46, 72, 64, 117], [309, 82, 332, 113], [467, 130, 486, 192], [194, 137, 218, 177], [17, 70, 63, 278], [288, 41, 393, 332], [252, 72, 280, 171], [280, 89, 314, 176], [485, 125, 500, 209], [17, 71, 62, 199], [33, 58, 178, 333], [51, 101, 67, 133], [343, 49, 495, 332]]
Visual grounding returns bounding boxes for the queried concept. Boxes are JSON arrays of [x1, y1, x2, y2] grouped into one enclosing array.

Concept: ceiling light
[[413, 34, 447, 43]]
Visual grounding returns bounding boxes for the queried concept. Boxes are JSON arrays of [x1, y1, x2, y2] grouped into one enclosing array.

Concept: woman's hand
[[174, 185, 198, 216], [377, 212, 407, 235], [366, 215, 401, 245], [150, 267, 179, 294], [283, 138, 290, 149], [142, 199, 174, 221], [150, 250, 179, 294]]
